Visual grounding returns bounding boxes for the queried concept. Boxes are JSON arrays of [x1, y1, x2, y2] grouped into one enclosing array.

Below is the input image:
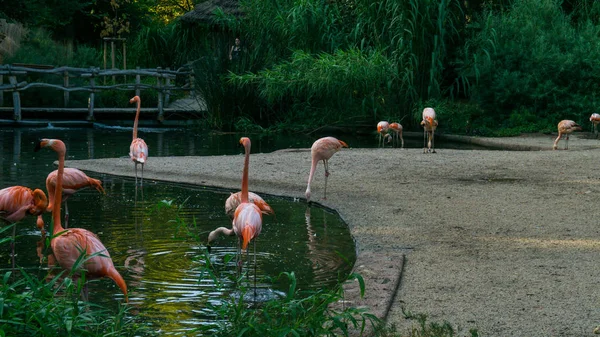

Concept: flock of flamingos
[[1, 102, 598, 304]]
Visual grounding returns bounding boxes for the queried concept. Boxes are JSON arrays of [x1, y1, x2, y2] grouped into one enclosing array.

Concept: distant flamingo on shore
[[0, 186, 47, 269], [305, 137, 348, 202], [421, 108, 438, 153], [377, 121, 389, 148], [388, 122, 404, 148], [129, 96, 148, 187], [590, 113, 600, 137], [553, 120, 582, 150], [35, 138, 128, 302], [38, 168, 105, 228]]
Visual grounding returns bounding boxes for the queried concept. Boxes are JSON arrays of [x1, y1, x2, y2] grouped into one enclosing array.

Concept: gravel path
[[66, 132, 600, 336]]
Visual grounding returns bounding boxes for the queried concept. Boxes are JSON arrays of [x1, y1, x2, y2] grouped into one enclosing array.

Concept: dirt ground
[[66, 132, 600, 337]]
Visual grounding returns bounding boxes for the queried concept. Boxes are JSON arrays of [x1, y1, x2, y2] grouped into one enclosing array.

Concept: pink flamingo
[[388, 122, 404, 148], [38, 168, 105, 228], [590, 113, 600, 138], [34, 138, 128, 302], [305, 137, 348, 202], [129, 96, 148, 187], [225, 191, 273, 219], [553, 120, 582, 150], [420, 108, 438, 153], [0, 186, 48, 269], [377, 121, 390, 148]]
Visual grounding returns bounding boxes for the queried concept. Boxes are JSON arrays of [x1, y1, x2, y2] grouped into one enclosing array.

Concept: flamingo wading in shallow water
[[0, 186, 47, 269], [35, 138, 128, 303], [38, 168, 105, 229], [129, 96, 148, 187], [553, 120, 582, 150], [305, 137, 348, 202], [421, 107, 438, 153]]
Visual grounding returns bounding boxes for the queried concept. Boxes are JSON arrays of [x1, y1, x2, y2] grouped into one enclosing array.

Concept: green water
[[0, 125, 357, 335]]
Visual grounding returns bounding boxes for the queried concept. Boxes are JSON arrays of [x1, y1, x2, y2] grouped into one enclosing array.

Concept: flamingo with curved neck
[[35, 138, 128, 302], [305, 137, 348, 202], [129, 96, 149, 187]]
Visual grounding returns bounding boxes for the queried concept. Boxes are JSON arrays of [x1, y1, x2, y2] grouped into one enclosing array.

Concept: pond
[[0, 125, 359, 335]]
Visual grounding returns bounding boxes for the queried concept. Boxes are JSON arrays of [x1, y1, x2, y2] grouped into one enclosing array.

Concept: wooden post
[[103, 40, 107, 85], [63, 70, 69, 107], [123, 41, 127, 82], [156, 67, 164, 121], [111, 40, 115, 83], [9, 76, 21, 121], [88, 76, 95, 121], [135, 67, 141, 98], [0, 74, 3, 107], [165, 67, 171, 107]]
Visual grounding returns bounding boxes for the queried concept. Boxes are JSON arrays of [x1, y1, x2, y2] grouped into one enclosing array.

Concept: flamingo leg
[[64, 201, 69, 229], [134, 163, 138, 186], [323, 159, 330, 200], [141, 163, 144, 188], [423, 128, 427, 153], [254, 239, 257, 297], [566, 135, 569, 150], [11, 223, 16, 271], [400, 133, 404, 149], [431, 130, 436, 153]]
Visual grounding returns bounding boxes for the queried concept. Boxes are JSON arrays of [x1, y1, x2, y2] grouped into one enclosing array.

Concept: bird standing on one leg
[[305, 137, 348, 202], [377, 121, 389, 148], [35, 138, 128, 303], [553, 120, 582, 150], [420, 108, 438, 153], [129, 96, 148, 187], [0, 186, 47, 269], [39, 168, 105, 228]]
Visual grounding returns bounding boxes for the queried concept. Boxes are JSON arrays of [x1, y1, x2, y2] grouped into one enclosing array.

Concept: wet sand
[[66, 132, 600, 336]]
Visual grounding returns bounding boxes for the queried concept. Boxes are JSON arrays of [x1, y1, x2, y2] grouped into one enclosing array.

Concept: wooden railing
[[0, 64, 195, 122]]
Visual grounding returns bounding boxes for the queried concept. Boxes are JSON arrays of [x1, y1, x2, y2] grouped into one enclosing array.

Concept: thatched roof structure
[[180, 0, 242, 24]]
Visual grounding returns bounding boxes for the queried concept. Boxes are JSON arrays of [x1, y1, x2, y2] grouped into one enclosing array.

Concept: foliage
[[459, 0, 600, 134], [374, 307, 479, 337], [0, 231, 153, 337]]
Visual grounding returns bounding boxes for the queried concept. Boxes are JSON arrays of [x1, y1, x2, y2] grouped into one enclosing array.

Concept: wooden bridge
[[0, 64, 203, 124]]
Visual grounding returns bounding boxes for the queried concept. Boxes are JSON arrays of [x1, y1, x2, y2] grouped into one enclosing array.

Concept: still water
[[0, 125, 360, 335]]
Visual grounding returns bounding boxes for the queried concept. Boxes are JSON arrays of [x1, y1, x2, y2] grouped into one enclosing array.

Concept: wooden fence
[[0, 64, 195, 122]]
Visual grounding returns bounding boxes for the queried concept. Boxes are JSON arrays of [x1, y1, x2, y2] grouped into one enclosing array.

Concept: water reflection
[[0, 126, 356, 335]]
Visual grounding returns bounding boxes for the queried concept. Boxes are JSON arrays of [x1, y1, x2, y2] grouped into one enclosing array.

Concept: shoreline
[[66, 133, 600, 336]]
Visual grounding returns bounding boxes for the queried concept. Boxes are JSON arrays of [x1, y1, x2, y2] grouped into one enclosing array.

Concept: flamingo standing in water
[[0, 186, 47, 269], [590, 113, 600, 138], [34, 138, 128, 302], [377, 121, 389, 148], [305, 137, 348, 202], [388, 122, 404, 148], [38, 168, 105, 229], [225, 191, 273, 219], [420, 107, 438, 153], [129, 96, 148, 187], [553, 120, 582, 150]]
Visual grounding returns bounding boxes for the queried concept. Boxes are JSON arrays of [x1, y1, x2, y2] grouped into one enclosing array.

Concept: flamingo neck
[[241, 143, 250, 203], [52, 143, 66, 235], [133, 100, 140, 140]]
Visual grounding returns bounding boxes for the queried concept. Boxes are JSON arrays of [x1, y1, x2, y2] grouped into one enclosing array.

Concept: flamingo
[[305, 137, 348, 202], [590, 113, 600, 137], [225, 191, 273, 219], [388, 122, 404, 148], [129, 96, 148, 187], [38, 168, 105, 229], [34, 138, 128, 303], [377, 121, 390, 148], [0, 186, 48, 269], [553, 120, 582, 150], [420, 107, 438, 153]]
